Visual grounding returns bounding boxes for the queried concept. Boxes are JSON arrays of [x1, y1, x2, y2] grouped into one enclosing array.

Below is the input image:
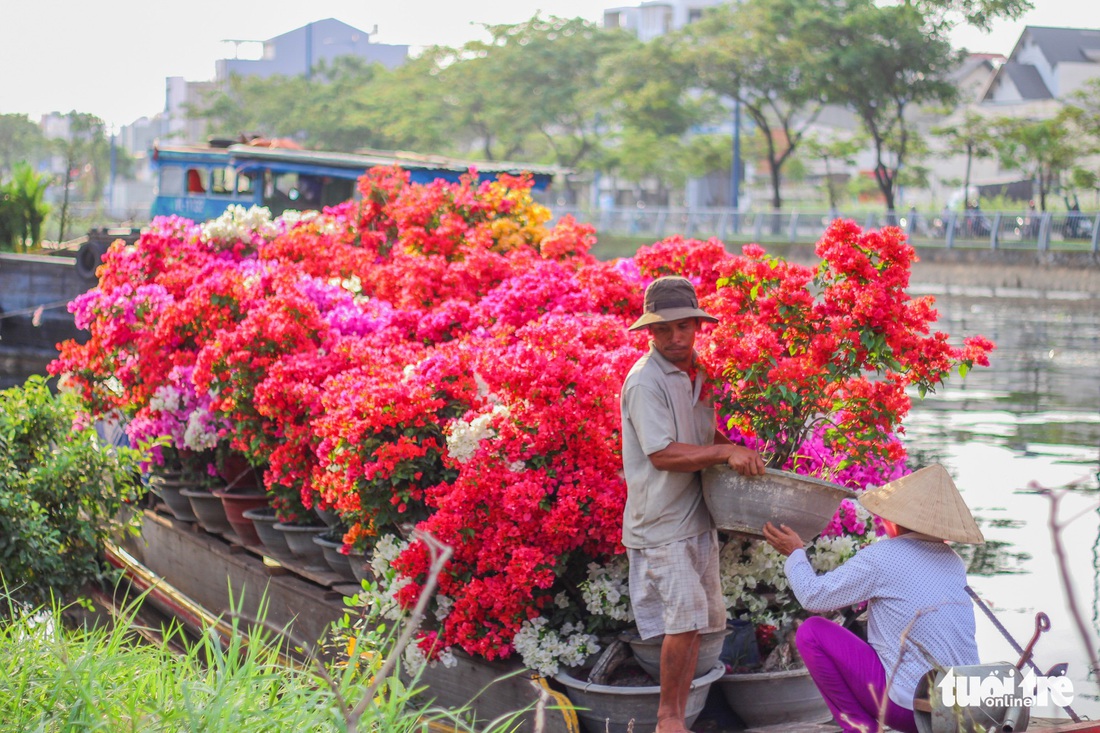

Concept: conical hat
[[859, 464, 985, 544]]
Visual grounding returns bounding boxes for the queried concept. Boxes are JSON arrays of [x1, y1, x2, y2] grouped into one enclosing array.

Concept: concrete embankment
[[766, 244, 1100, 298]]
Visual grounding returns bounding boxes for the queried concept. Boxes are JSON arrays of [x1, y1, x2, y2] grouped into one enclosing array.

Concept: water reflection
[[904, 292, 1100, 717], [957, 537, 1032, 576]]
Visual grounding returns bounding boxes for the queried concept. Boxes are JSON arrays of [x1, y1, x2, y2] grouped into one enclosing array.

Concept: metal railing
[[552, 206, 1100, 253]]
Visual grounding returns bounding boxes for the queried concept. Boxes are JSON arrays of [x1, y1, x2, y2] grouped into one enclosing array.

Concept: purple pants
[[796, 616, 918, 733]]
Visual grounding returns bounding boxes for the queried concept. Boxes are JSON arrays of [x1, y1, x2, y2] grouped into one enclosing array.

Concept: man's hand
[[763, 521, 805, 556], [726, 446, 766, 476]]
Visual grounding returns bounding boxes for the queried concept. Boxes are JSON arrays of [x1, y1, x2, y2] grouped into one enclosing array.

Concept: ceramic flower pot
[[701, 465, 855, 539], [347, 548, 373, 583], [181, 487, 234, 535], [274, 522, 329, 571], [554, 663, 724, 733], [620, 628, 730, 682], [214, 488, 270, 546], [717, 665, 832, 727], [313, 531, 358, 582], [149, 476, 198, 522], [314, 503, 341, 528], [217, 451, 260, 490], [242, 506, 293, 560]]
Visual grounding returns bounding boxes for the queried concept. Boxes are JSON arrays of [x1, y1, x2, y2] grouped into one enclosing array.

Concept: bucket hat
[[859, 464, 984, 544], [628, 276, 719, 331]]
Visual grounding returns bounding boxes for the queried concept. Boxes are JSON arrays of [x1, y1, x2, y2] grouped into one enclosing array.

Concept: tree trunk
[[963, 143, 973, 205], [58, 166, 73, 244]]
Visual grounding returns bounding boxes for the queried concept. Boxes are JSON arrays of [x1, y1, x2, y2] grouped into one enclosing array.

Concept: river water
[[904, 287, 1100, 719]]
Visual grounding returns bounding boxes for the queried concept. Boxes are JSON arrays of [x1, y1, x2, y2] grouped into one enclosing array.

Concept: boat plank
[[121, 509, 579, 733]]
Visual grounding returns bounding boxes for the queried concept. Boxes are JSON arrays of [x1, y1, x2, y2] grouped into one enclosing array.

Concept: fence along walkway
[[552, 206, 1100, 253]]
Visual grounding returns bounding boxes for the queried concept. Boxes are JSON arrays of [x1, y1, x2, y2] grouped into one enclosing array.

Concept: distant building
[[951, 53, 1006, 104], [599, 0, 732, 207], [164, 77, 220, 147], [132, 18, 408, 153], [110, 18, 407, 219], [981, 26, 1100, 109], [215, 18, 408, 81], [603, 0, 725, 42]]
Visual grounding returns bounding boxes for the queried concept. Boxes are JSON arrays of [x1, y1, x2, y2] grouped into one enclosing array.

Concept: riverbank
[[750, 243, 1100, 297]]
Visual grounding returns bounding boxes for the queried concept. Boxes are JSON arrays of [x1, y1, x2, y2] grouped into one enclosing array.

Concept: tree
[[818, 0, 959, 213], [9, 163, 50, 250], [598, 34, 713, 193], [0, 114, 47, 175], [52, 112, 108, 243], [454, 16, 634, 172], [933, 111, 995, 205], [801, 133, 865, 212], [681, 0, 829, 212], [988, 113, 1086, 211], [904, 0, 1032, 33]]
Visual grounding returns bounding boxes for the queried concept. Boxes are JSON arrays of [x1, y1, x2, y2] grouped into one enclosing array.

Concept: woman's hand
[[763, 521, 805, 556]]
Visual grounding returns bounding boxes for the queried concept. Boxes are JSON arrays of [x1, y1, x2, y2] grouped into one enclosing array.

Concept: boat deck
[[112, 505, 1097, 733]]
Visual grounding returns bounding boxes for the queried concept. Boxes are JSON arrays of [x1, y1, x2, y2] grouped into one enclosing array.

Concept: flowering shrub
[[50, 171, 993, 676], [698, 222, 994, 468]]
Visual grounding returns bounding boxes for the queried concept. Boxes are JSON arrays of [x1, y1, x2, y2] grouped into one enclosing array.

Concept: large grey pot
[[702, 466, 855, 539], [718, 666, 833, 727], [554, 663, 724, 733], [621, 628, 730, 682]]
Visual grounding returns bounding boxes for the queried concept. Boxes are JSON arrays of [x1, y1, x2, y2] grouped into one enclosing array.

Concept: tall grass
[[0, 535, 536, 732]]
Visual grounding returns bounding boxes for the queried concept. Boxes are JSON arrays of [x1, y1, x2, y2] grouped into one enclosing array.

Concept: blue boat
[[150, 142, 562, 221]]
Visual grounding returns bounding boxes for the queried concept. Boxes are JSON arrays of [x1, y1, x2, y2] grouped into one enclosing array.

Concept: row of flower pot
[[148, 473, 370, 585], [553, 627, 831, 733]]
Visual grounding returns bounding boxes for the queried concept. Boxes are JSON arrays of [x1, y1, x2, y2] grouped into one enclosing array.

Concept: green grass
[[0, 593, 531, 733]]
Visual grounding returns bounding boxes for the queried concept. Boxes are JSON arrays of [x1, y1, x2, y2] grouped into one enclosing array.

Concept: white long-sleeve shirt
[[785, 534, 980, 709]]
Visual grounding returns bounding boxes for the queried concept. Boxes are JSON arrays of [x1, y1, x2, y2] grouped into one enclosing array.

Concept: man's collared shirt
[[620, 345, 716, 549]]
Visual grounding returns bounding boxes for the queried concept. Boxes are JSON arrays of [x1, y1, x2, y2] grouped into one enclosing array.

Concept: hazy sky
[[4, 0, 1099, 129]]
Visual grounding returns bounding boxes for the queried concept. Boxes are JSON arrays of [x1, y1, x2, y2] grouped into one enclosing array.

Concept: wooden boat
[[108, 502, 1099, 733]]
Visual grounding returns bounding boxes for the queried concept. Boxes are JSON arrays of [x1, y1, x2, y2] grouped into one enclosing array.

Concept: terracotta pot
[[717, 666, 832, 727], [554, 664, 724, 733], [181, 487, 234, 535], [214, 489, 269, 546], [274, 522, 329, 571], [242, 506, 293, 560], [217, 451, 260, 490]]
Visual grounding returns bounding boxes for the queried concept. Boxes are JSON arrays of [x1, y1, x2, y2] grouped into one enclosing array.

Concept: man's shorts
[[627, 529, 726, 639]]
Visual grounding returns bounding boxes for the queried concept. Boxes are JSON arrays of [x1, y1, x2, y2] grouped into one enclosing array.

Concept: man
[[621, 276, 766, 733]]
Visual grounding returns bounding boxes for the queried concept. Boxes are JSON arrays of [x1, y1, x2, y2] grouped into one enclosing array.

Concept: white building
[[603, 0, 725, 42], [981, 26, 1100, 111], [215, 18, 408, 81]]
